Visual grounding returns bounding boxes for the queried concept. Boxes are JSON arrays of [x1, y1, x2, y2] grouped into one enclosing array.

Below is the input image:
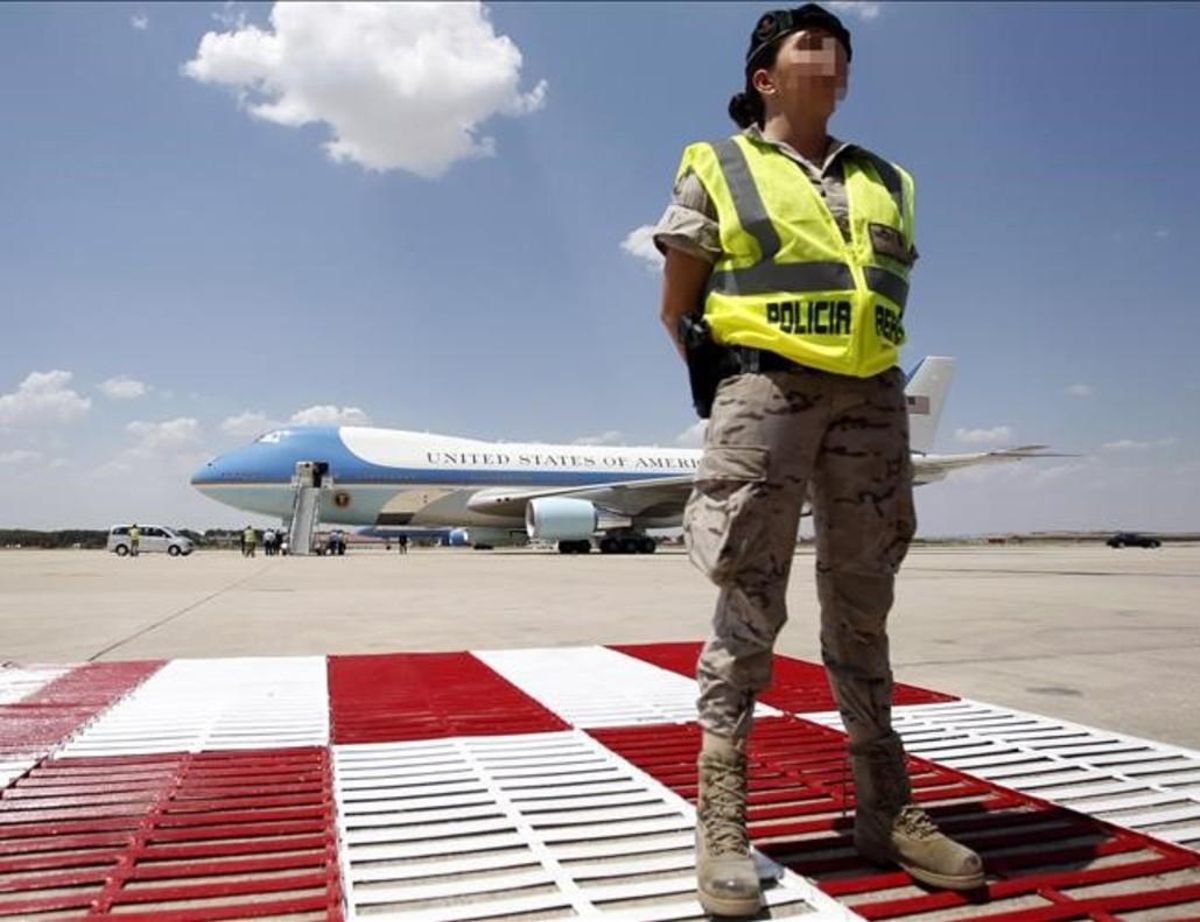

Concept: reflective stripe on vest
[[711, 139, 781, 261], [677, 134, 915, 379]]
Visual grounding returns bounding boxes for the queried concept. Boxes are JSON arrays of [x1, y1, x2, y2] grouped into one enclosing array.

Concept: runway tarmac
[[2, 543, 1197, 749]]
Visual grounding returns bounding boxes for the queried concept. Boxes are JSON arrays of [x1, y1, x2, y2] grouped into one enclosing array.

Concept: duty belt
[[729, 346, 809, 375]]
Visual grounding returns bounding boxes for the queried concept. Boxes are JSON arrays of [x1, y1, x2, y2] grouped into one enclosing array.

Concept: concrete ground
[[2, 544, 1197, 749]]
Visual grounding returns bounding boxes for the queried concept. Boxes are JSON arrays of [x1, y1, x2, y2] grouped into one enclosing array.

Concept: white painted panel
[[809, 698, 1200, 851], [474, 646, 780, 729], [333, 730, 856, 920], [55, 656, 328, 756]]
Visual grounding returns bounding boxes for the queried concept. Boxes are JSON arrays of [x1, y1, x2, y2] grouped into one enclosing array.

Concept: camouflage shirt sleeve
[[651, 170, 722, 264]]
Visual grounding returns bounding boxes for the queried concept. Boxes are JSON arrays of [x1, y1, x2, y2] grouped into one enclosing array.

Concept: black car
[[1107, 532, 1161, 548]]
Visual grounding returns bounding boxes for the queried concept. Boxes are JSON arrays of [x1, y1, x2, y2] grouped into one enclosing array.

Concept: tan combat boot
[[851, 734, 985, 891], [695, 733, 762, 917]]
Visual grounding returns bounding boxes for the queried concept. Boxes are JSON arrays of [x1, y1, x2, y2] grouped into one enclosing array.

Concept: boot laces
[[895, 804, 940, 841], [700, 761, 749, 856]]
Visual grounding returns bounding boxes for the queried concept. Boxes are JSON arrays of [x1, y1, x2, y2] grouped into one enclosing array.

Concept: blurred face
[[751, 28, 849, 121]]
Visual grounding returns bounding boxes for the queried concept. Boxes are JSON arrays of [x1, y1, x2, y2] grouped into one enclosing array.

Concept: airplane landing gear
[[599, 534, 657, 555], [557, 539, 592, 554]]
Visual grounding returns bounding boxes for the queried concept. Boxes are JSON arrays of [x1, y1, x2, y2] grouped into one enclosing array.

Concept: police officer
[[655, 5, 984, 913]]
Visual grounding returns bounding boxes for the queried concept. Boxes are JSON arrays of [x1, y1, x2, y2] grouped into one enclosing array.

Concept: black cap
[[746, 4, 852, 70]]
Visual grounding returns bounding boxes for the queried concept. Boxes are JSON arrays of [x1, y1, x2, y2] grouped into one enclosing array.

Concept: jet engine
[[525, 497, 598, 541]]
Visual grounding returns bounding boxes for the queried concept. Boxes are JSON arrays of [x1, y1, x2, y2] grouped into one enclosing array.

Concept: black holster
[[677, 314, 736, 420]]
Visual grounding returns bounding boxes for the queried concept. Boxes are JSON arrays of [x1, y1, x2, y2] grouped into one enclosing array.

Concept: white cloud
[[1065, 384, 1093, 398], [621, 225, 663, 270], [1102, 436, 1178, 452], [290, 404, 371, 426], [675, 420, 707, 448], [183, 2, 547, 177], [99, 376, 150, 400], [0, 449, 41, 465], [827, 2, 882, 22], [220, 410, 280, 438], [126, 417, 202, 454], [130, 12, 149, 30], [1154, 228, 1170, 239], [573, 430, 624, 446], [0, 371, 92, 426], [954, 425, 1013, 445]]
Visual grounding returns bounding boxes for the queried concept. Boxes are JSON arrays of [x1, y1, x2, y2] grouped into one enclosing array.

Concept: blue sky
[[1, 1, 1197, 534]]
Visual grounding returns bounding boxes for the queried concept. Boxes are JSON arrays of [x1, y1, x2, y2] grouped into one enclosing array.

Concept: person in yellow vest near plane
[[243, 525, 257, 558], [128, 524, 141, 558], [654, 5, 983, 913]]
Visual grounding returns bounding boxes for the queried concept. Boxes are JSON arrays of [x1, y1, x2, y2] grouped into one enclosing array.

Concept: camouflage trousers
[[685, 365, 916, 747]]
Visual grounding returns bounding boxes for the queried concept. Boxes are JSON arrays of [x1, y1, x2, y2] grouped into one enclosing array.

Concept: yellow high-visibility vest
[[677, 134, 915, 378]]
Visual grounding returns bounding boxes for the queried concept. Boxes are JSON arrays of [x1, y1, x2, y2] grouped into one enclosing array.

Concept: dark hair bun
[[728, 91, 763, 129]]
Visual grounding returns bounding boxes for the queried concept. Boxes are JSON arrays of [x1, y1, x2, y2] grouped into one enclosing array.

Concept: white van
[[107, 525, 194, 557]]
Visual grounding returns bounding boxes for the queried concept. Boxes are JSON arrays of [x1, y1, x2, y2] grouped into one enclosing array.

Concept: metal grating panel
[[0, 661, 161, 790], [0, 746, 342, 920], [811, 698, 1200, 851], [57, 656, 330, 757], [0, 664, 73, 706], [592, 716, 1200, 918], [334, 730, 854, 920], [474, 645, 780, 729], [329, 652, 569, 744], [0, 663, 67, 790], [612, 642, 956, 713]]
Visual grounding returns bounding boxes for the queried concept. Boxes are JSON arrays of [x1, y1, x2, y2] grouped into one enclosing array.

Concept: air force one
[[191, 357, 1061, 553]]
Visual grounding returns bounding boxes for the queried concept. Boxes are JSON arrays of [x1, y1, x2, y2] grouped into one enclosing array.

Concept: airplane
[[191, 357, 1063, 554]]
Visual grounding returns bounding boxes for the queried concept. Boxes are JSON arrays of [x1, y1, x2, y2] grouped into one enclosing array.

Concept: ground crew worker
[[243, 525, 257, 558], [655, 5, 984, 913], [128, 524, 140, 558]]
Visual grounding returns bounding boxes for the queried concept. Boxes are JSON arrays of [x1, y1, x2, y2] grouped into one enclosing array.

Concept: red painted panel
[[328, 651, 568, 744], [613, 641, 956, 711], [0, 661, 163, 754], [0, 747, 343, 920], [0, 661, 164, 791], [591, 716, 1200, 917]]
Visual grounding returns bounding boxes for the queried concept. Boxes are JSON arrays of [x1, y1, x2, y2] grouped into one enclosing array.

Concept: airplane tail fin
[[905, 356, 956, 455]]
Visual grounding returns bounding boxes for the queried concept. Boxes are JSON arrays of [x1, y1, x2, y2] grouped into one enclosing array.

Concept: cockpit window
[[256, 430, 287, 444]]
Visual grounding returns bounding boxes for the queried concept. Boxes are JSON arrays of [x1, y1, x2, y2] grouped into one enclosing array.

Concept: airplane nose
[[190, 456, 223, 488]]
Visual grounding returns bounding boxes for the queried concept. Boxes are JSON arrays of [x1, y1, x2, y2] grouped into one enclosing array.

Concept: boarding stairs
[[287, 461, 327, 555]]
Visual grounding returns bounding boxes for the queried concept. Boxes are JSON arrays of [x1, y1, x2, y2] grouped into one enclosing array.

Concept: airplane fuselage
[[192, 427, 701, 530]]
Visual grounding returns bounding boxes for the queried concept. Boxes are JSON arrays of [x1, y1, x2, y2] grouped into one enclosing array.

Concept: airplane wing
[[467, 445, 1078, 519], [465, 475, 695, 520], [914, 445, 1078, 482]]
